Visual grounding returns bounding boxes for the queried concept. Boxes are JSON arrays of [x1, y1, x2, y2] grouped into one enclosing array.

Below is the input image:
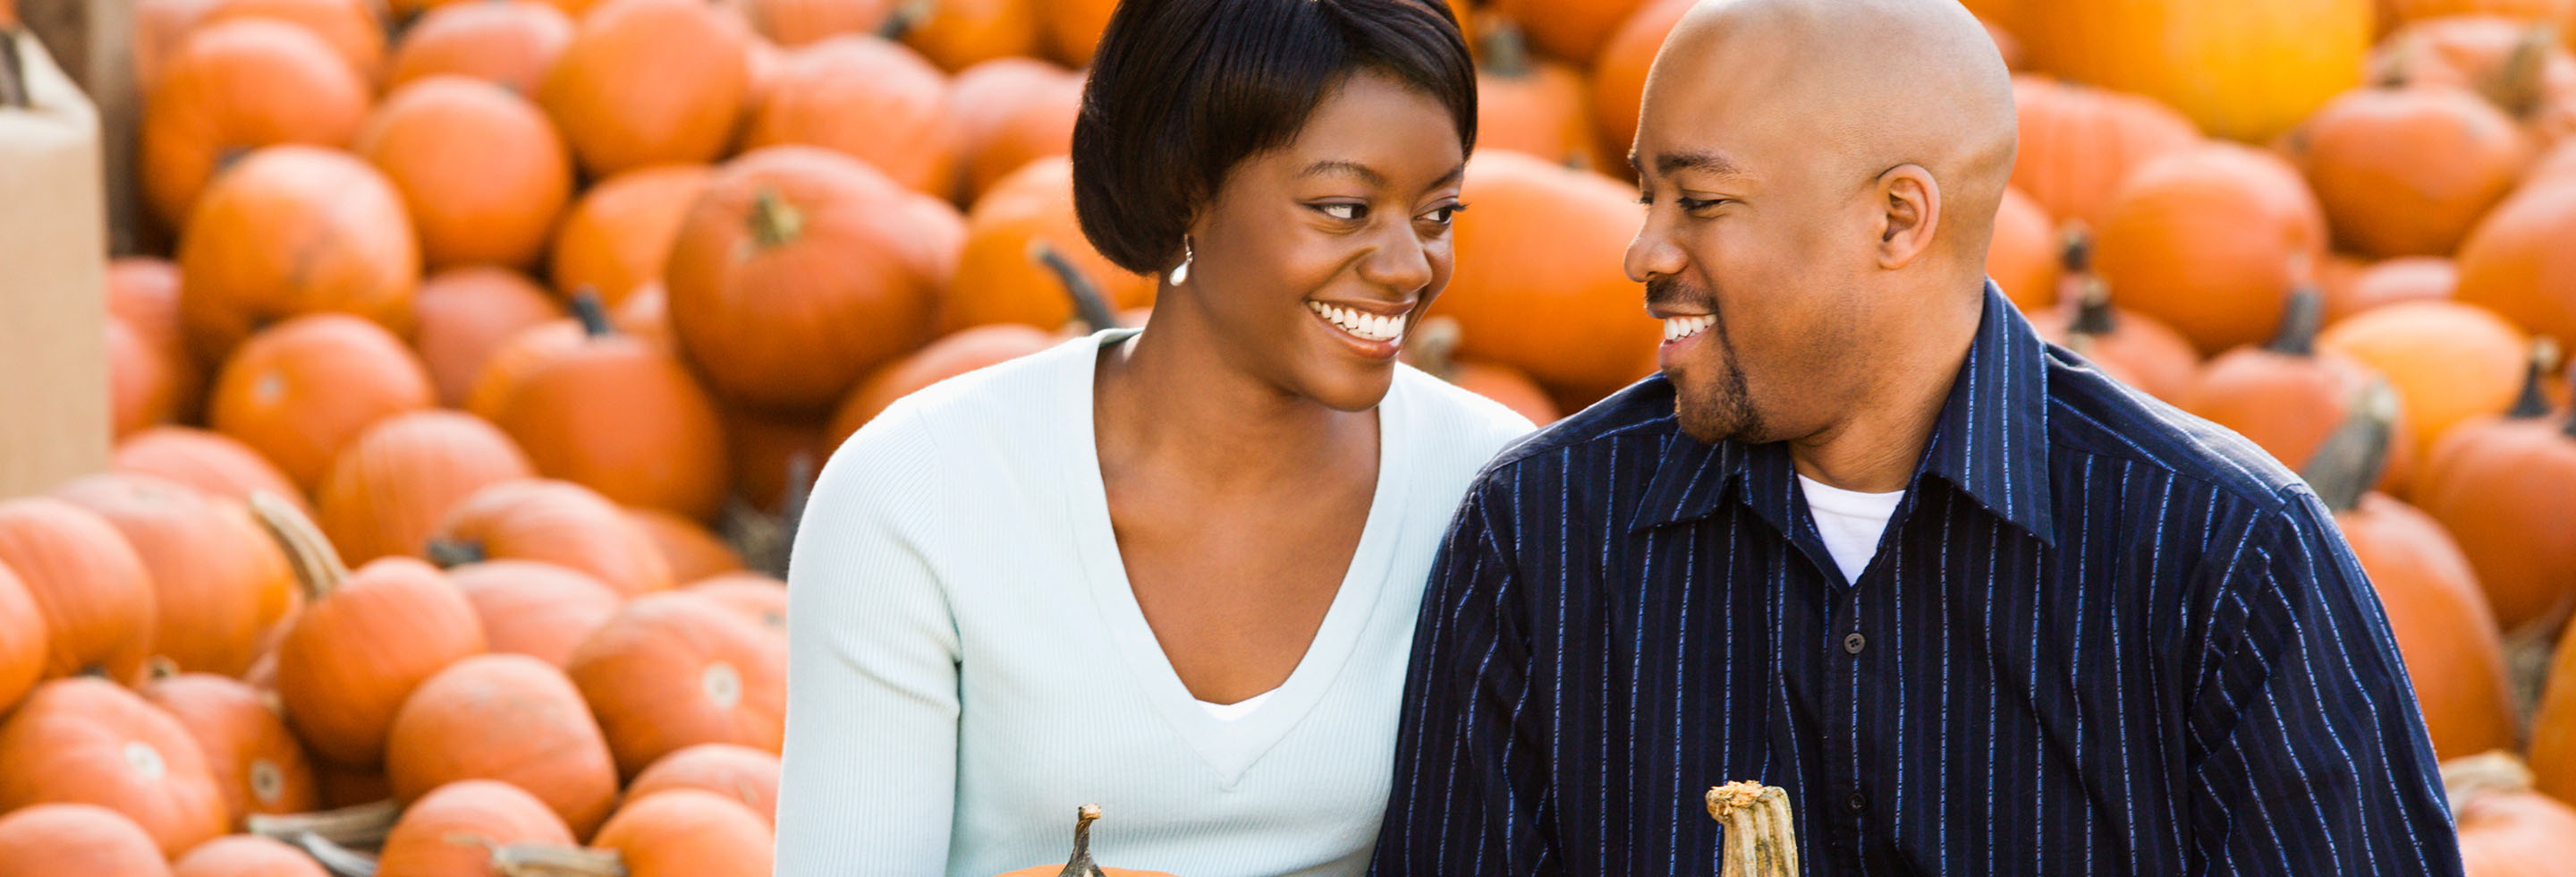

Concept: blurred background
[[0, 0, 2573, 873]]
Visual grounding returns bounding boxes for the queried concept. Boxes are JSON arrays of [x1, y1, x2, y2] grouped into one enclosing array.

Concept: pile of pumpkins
[[3, 0, 2576, 873]]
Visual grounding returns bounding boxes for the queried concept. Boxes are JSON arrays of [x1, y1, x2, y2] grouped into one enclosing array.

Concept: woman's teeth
[[1309, 301, 1405, 343], [1664, 315, 1716, 343]]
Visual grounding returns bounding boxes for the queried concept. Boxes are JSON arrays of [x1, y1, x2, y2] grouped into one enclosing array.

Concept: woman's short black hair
[[1070, 0, 1477, 276]]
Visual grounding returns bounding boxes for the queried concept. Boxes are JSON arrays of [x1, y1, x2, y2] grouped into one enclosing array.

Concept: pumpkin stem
[[424, 536, 487, 569], [249, 799, 403, 849], [248, 491, 352, 601], [2509, 337, 2561, 419], [2486, 25, 2555, 119], [2068, 277, 2117, 342], [1052, 804, 1108, 877], [145, 656, 180, 682], [1407, 315, 1467, 382], [0, 26, 29, 111], [879, 0, 932, 40], [748, 187, 803, 250], [1478, 17, 1535, 81], [2300, 378, 2399, 513], [488, 842, 629, 877], [1705, 782, 1802, 877], [2264, 285, 2323, 357], [2441, 751, 2537, 816], [771, 450, 816, 579], [1029, 239, 1123, 333], [570, 287, 615, 339], [292, 830, 382, 877]]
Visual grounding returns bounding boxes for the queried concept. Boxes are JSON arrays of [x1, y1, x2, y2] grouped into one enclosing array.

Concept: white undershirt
[[1796, 475, 1905, 583], [1196, 688, 1277, 721]]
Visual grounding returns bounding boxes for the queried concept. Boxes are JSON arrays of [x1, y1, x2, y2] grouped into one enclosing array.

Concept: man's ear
[[1874, 165, 1940, 270]]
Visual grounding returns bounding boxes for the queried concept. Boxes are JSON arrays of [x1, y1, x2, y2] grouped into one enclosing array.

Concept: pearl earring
[[1168, 237, 1193, 285]]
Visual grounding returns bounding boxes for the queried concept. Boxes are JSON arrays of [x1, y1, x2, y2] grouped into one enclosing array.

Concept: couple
[[775, 0, 2462, 874]]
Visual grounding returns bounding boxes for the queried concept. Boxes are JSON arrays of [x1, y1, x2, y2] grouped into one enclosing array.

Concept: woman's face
[[1177, 70, 1467, 413]]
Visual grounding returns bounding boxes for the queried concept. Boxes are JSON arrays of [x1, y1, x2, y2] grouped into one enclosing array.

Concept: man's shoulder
[[1479, 373, 1684, 477], [2040, 344, 2308, 517]]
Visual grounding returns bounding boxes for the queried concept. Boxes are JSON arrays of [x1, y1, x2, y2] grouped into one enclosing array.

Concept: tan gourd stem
[[1051, 804, 1111, 877], [2508, 338, 2561, 419], [1028, 239, 1123, 332], [1479, 18, 1535, 80], [2487, 25, 2555, 118], [748, 187, 803, 250], [2441, 751, 2536, 816], [0, 25, 28, 111], [570, 287, 615, 339], [487, 841, 629, 877], [249, 799, 403, 847], [424, 536, 487, 569], [2264, 286, 2323, 357], [2300, 379, 2399, 514], [1410, 315, 1467, 382], [1705, 782, 1801, 876], [249, 491, 352, 601]]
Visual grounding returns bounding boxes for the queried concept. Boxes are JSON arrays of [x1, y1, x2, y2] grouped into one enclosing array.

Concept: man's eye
[[1318, 203, 1367, 220], [1420, 205, 1460, 225], [1676, 197, 1719, 211]]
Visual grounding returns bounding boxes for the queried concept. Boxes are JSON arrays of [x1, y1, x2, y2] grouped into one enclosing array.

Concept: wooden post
[[0, 24, 110, 498], [20, 0, 148, 256]]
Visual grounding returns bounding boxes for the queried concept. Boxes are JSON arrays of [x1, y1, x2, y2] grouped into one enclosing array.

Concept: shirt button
[[1847, 791, 1868, 812], [1843, 632, 1866, 654]]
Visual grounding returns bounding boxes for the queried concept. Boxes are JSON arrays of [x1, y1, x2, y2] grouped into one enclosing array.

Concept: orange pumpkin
[[2029, 269, 2202, 402], [733, 0, 895, 46], [2455, 177, 2576, 346], [623, 743, 779, 826], [374, 779, 572, 877], [1473, 21, 1597, 171], [1402, 315, 1563, 427], [256, 497, 487, 769], [357, 75, 574, 272], [722, 404, 830, 515], [1987, 187, 2061, 311], [385, 0, 573, 97], [1494, 0, 1648, 67], [2294, 384, 2512, 759], [2318, 300, 2530, 460], [446, 560, 623, 668], [386, 654, 619, 839], [743, 36, 959, 196], [941, 157, 1154, 336], [0, 678, 229, 857], [1036, 0, 1116, 68], [1587, 0, 1690, 168], [547, 165, 714, 306], [317, 411, 536, 566], [113, 427, 312, 519], [1445, 150, 1663, 411], [666, 146, 964, 413], [411, 268, 563, 408], [2445, 754, 2576, 877], [2182, 289, 2412, 493], [2413, 352, 2576, 634], [2284, 85, 2532, 259], [141, 20, 370, 230], [208, 313, 436, 491], [685, 574, 786, 634], [0, 560, 44, 714], [626, 508, 745, 585], [309, 759, 391, 811], [55, 473, 294, 677], [2008, 75, 2203, 228], [2531, 139, 2576, 186], [566, 592, 786, 778], [173, 834, 328, 877], [2381, 0, 2576, 30], [611, 282, 674, 348], [431, 479, 675, 599], [0, 804, 174, 877], [2019, 0, 2369, 142], [894, 0, 1043, 72], [137, 666, 320, 827], [137, 0, 225, 91], [175, 145, 419, 366], [538, 0, 751, 177], [2090, 142, 2330, 355], [555, 788, 772, 877], [830, 322, 1056, 445], [0, 498, 157, 681], [112, 318, 186, 443], [110, 258, 207, 429], [2368, 16, 2576, 149], [946, 56, 1081, 204], [470, 294, 730, 522], [195, 0, 386, 83], [2324, 256, 2457, 326]]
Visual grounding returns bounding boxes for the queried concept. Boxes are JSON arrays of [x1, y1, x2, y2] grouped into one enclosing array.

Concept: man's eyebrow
[[1301, 159, 1389, 188], [1655, 150, 1744, 177]]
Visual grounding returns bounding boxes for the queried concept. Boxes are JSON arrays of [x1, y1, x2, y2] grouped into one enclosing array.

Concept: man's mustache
[[1645, 277, 1711, 311]]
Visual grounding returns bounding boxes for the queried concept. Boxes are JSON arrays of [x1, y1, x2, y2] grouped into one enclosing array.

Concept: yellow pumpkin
[[2020, 0, 2370, 142]]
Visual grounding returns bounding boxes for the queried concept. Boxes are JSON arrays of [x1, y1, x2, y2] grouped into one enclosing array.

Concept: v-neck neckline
[[1055, 328, 1412, 788]]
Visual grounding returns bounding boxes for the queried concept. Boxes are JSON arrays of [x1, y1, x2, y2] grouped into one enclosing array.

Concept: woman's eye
[[1318, 203, 1368, 221]]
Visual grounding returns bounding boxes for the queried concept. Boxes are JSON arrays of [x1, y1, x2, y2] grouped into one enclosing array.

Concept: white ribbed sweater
[[774, 329, 1532, 877]]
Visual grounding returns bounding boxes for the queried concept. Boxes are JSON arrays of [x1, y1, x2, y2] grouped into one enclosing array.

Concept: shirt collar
[[1631, 281, 2055, 546]]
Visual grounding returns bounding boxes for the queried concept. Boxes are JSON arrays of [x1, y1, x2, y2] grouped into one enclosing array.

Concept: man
[[1370, 0, 2462, 873]]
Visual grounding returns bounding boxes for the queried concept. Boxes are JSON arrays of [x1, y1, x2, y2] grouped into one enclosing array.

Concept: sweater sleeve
[[775, 405, 962, 877]]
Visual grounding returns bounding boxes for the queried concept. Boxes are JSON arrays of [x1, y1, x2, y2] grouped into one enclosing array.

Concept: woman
[[773, 1, 1526, 874]]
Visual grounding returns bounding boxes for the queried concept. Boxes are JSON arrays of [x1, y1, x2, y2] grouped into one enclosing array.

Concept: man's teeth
[[1664, 315, 1716, 343], [1308, 301, 1405, 342]]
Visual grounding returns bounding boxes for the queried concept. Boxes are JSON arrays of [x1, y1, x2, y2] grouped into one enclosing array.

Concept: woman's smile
[[1305, 298, 1417, 360]]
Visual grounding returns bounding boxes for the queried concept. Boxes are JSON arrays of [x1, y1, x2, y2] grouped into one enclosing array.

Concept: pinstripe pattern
[[1370, 285, 2462, 877]]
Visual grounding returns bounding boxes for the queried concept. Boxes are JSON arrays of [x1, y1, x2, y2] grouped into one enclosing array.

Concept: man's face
[[1624, 39, 1885, 447]]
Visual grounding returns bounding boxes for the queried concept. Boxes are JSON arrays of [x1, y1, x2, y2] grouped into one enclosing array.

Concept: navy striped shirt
[[1372, 285, 2461, 876]]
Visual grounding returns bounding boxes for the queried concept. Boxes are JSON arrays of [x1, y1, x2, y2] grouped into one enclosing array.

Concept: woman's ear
[[1874, 164, 1940, 270]]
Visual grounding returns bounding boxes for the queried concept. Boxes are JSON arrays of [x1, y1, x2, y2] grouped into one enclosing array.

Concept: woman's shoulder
[[815, 331, 1106, 501], [1389, 363, 1538, 469]]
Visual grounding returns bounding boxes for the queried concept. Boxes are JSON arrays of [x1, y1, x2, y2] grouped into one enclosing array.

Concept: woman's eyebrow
[[1301, 159, 1389, 188]]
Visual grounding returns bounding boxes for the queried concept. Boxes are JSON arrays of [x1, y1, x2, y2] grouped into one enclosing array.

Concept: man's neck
[[1785, 284, 1986, 494]]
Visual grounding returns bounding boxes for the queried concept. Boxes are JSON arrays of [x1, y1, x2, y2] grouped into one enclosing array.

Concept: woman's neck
[[1093, 303, 1377, 492]]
